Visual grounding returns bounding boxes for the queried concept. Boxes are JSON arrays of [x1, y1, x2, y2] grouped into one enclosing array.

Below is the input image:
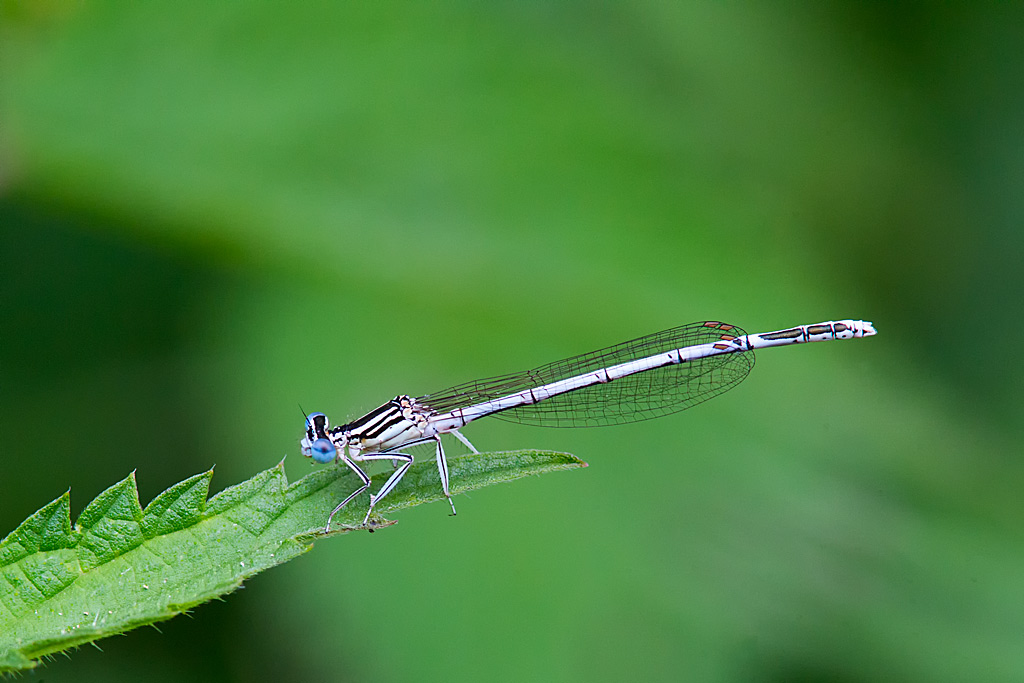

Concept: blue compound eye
[[309, 438, 337, 464]]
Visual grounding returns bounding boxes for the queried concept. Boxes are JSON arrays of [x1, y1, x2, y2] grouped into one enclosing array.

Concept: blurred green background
[[2, 2, 1022, 682]]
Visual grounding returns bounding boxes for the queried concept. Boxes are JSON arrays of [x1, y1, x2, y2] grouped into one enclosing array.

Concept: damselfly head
[[304, 411, 329, 439], [301, 412, 338, 464]]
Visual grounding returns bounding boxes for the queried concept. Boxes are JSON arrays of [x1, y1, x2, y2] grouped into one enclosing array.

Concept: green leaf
[[0, 450, 585, 672]]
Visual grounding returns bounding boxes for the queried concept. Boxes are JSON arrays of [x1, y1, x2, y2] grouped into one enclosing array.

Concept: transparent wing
[[418, 321, 755, 427]]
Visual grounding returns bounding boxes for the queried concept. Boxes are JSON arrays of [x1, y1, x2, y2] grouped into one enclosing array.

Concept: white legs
[[325, 432, 472, 531], [325, 455, 372, 533], [355, 450, 414, 526], [450, 428, 479, 453]]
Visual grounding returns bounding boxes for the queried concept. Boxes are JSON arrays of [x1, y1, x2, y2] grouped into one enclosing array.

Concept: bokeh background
[[2, 2, 1022, 682]]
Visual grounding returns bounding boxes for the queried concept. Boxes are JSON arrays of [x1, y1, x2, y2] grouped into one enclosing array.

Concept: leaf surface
[[0, 450, 585, 671]]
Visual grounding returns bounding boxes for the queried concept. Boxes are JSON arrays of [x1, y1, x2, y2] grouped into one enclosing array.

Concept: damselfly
[[302, 319, 876, 530]]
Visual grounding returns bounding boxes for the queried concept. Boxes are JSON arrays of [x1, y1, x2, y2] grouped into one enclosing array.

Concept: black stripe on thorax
[[359, 411, 410, 440], [346, 399, 401, 431]]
